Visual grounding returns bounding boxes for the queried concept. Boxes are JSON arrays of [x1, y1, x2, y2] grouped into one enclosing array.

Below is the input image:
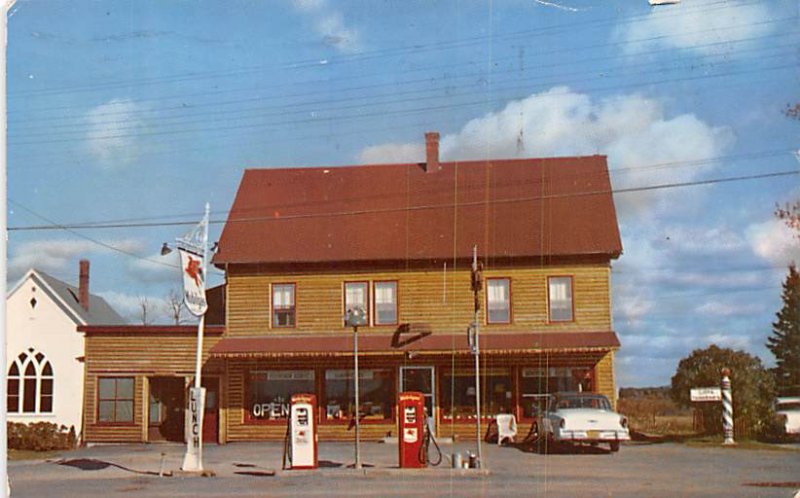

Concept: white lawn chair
[[496, 413, 517, 446]]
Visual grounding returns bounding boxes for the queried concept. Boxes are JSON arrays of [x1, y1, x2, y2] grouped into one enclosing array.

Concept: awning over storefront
[[209, 331, 620, 359]]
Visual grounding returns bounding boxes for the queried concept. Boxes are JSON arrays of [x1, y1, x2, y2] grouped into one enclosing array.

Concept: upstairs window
[[7, 349, 53, 414], [548, 276, 573, 322], [272, 283, 296, 328], [486, 278, 511, 324], [373, 281, 398, 325], [344, 282, 369, 325]]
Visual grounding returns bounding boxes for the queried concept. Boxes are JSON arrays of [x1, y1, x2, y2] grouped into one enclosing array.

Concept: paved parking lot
[[8, 440, 800, 497]]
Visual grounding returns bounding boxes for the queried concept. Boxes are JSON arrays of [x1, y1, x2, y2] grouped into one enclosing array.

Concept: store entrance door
[[399, 366, 435, 434], [148, 377, 185, 442]]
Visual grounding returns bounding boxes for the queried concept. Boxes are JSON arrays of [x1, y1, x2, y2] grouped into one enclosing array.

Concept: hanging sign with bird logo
[[179, 247, 208, 316]]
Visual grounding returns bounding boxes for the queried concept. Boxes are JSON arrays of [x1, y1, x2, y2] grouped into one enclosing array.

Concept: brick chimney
[[425, 132, 440, 172], [79, 259, 90, 311]]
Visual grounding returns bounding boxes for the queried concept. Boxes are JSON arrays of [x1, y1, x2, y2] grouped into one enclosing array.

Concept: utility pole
[[470, 246, 483, 468]]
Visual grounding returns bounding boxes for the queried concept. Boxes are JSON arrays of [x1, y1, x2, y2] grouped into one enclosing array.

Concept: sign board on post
[[182, 387, 206, 471], [690, 387, 722, 402]]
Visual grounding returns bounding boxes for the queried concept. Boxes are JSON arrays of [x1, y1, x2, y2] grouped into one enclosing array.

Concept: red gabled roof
[[214, 155, 621, 265]]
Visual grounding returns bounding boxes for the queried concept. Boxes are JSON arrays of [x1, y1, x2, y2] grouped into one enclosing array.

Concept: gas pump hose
[[419, 426, 443, 466], [281, 418, 291, 470]]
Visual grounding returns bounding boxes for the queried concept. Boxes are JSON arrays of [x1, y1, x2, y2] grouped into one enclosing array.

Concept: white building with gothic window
[[6, 261, 125, 437]]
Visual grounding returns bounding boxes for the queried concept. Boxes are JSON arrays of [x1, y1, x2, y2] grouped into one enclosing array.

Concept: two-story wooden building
[[80, 132, 622, 444], [210, 132, 622, 442]]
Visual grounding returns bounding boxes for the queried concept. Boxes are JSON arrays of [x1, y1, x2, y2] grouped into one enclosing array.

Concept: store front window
[[519, 367, 592, 418], [323, 369, 394, 421], [247, 370, 315, 422], [441, 370, 512, 420]]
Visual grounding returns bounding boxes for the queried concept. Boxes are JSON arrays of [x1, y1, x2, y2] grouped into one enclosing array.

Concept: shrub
[[7, 422, 77, 451], [671, 345, 776, 438]]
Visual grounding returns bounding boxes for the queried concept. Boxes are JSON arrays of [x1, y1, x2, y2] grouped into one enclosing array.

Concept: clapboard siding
[[595, 351, 617, 408], [85, 333, 222, 374], [83, 332, 223, 443], [226, 265, 611, 337]]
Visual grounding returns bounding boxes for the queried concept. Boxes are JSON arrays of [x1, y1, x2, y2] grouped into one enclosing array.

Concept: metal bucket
[[451, 452, 462, 469]]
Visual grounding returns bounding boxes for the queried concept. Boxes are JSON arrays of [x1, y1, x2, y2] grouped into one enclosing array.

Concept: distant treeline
[[619, 386, 671, 399]]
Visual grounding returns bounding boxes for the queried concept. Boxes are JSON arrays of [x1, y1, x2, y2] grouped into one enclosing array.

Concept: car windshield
[[553, 394, 612, 411]]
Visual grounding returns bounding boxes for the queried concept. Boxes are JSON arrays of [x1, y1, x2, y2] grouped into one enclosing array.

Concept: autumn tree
[[164, 288, 190, 325], [671, 345, 775, 437], [138, 296, 153, 326], [777, 102, 800, 235], [767, 264, 800, 396]]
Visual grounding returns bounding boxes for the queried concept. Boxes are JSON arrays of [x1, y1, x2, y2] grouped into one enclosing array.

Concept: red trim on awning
[[209, 331, 620, 358]]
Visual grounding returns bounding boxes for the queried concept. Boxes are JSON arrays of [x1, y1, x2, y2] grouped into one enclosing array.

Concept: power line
[[10, 22, 793, 130], [9, 38, 794, 140], [8, 200, 179, 269], [8, 61, 794, 148], [9, 167, 798, 233], [9, 0, 771, 100]]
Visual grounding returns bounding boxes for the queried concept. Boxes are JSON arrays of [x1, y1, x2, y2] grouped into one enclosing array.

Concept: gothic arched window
[[7, 348, 53, 414]]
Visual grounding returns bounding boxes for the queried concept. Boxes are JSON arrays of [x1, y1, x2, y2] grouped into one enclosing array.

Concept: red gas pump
[[286, 394, 318, 470], [398, 391, 426, 468]]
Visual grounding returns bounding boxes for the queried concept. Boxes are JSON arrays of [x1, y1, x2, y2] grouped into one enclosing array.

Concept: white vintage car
[[775, 397, 800, 436], [534, 392, 630, 452]]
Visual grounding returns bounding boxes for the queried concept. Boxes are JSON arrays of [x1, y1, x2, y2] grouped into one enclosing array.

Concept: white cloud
[[315, 14, 361, 53], [85, 99, 148, 168], [706, 333, 753, 351], [665, 270, 766, 289], [8, 238, 144, 282], [290, 0, 361, 53], [662, 225, 747, 255], [695, 300, 765, 317], [746, 218, 800, 267], [359, 142, 424, 165], [127, 250, 182, 285], [615, 292, 653, 327], [360, 86, 733, 217], [292, 0, 325, 12], [619, 0, 774, 57]]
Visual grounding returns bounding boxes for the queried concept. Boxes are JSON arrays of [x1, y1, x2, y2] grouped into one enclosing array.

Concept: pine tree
[[767, 264, 800, 396]]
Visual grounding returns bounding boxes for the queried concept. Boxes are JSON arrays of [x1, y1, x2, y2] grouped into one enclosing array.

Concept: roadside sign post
[[169, 203, 211, 472], [721, 368, 735, 445], [689, 367, 734, 446]]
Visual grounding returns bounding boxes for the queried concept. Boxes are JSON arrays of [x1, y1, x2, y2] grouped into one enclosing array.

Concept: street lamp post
[[345, 306, 367, 470]]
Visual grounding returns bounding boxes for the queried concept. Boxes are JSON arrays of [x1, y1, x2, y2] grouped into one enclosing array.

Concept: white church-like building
[[6, 260, 125, 436]]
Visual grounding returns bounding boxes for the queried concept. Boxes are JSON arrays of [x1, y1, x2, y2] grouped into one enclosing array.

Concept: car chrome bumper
[[555, 430, 630, 441]]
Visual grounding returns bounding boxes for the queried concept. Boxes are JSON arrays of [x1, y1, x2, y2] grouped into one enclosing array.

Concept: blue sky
[[6, 0, 799, 387]]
